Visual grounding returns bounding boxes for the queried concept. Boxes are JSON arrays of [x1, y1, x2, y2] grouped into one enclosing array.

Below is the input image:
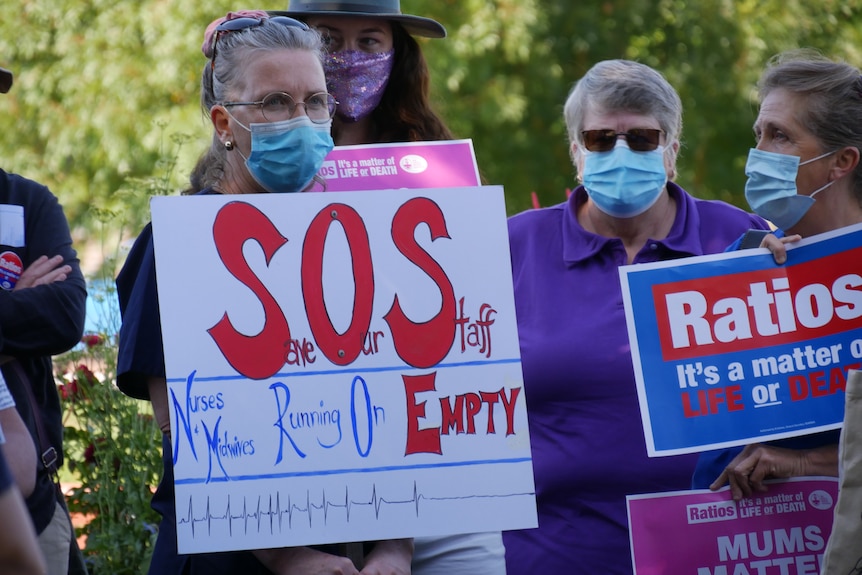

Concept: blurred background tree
[[1, 0, 861, 259]]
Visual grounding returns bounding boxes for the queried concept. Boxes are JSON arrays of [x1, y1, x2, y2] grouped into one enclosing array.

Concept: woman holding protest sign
[[117, 11, 411, 574], [184, 3, 505, 573], [692, 50, 862, 500], [503, 59, 769, 575]]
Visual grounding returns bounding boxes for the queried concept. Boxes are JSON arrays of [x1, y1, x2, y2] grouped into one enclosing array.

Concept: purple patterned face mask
[[324, 49, 394, 122]]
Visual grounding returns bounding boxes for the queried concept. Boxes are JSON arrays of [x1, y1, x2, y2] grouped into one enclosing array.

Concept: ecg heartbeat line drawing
[[178, 481, 535, 538]]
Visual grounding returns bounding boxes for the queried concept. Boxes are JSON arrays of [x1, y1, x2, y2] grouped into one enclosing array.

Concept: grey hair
[[192, 20, 326, 192], [758, 49, 862, 203], [203, 19, 325, 108], [564, 60, 683, 153]]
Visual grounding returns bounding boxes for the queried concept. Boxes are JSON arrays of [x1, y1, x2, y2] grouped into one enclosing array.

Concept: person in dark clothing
[[0, 63, 87, 575]]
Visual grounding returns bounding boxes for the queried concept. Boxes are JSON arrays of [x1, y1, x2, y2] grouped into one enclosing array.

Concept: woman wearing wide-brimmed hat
[[270, 3, 507, 574], [272, 0, 453, 147]]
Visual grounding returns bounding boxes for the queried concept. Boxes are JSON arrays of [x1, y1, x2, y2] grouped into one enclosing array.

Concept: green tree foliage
[[417, 0, 862, 212], [2, 0, 862, 233], [0, 0, 243, 235]]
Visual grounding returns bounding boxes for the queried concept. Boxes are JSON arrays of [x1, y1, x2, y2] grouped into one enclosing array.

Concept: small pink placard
[[315, 139, 481, 192]]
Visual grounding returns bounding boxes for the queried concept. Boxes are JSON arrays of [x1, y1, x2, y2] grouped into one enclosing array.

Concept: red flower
[[74, 365, 98, 390], [83, 442, 97, 465], [82, 437, 119, 471], [59, 380, 79, 401], [59, 365, 98, 402], [81, 334, 104, 347]]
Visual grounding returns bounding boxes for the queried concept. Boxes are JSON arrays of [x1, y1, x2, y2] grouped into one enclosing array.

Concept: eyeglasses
[[581, 129, 664, 152], [222, 92, 338, 124], [211, 16, 310, 70]]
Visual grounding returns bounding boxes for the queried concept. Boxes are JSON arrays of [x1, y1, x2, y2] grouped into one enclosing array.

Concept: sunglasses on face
[[211, 16, 310, 69], [581, 128, 664, 152]]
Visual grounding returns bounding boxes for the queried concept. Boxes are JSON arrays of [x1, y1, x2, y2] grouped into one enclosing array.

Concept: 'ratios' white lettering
[[666, 275, 862, 349]]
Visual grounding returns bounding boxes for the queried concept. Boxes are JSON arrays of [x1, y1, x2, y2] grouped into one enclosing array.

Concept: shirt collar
[[561, 182, 705, 264]]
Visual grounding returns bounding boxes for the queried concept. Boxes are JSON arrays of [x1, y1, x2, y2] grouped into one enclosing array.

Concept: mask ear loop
[[219, 107, 251, 161], [800, 149, 839, 199], [222, 106, 251, 133], [808, 180, 834, 199], [799, 148, 837, 166]]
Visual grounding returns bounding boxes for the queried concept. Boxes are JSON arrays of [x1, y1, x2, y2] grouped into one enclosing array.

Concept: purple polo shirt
[[503, 183, 768, 575]]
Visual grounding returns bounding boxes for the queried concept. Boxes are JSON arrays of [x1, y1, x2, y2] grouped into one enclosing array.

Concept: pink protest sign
[[315, 139, 481, 191], [627, 477, 839, 574]]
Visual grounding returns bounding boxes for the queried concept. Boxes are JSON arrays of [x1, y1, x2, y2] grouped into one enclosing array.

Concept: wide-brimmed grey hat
[[272, 0, 445, 38], [0, 67, 12, 94]]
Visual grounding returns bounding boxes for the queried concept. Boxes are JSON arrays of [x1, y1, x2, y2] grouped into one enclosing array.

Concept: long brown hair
[[347, 22, 453, 143]]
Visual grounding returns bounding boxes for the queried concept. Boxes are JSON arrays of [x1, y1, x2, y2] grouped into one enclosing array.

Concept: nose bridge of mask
[[618, 137, 670, 162], [745, 148, 800, 181], [250, 115, 315, 134], [584, 140, 666, 172], [619, 140, 666, 171]]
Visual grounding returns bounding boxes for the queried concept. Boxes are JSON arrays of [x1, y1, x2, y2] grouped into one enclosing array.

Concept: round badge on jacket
[[0, 251, 23, 290]]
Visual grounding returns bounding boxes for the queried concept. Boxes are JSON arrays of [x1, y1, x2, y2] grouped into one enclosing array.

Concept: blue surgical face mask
[[235, 115, 334, 193], [581, 140, 668, 218], [744, 148, 836, 231]]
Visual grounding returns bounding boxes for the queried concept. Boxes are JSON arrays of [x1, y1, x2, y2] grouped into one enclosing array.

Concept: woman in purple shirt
[[503, 59, 770, 574]]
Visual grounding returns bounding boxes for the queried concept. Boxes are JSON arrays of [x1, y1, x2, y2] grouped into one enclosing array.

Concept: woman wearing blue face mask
[[189, 11, 335, 196], [503, 59, 770, 575], [115, 11, 411, 575], [692, 50, 862, 501]]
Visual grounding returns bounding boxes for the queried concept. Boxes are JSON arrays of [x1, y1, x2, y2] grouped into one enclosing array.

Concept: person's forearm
[[148, 377, 171, 436], [0, 409, 37, 497], [0, 488, 47, 574], [802, 444, 839, 477], [0, 282, 86, 355]]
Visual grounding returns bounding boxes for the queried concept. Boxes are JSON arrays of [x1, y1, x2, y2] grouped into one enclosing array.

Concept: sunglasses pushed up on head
[[210, 16, 309, 70]]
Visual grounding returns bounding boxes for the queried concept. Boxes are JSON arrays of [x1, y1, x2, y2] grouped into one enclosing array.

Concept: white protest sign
[[150, 186, 537, 554]]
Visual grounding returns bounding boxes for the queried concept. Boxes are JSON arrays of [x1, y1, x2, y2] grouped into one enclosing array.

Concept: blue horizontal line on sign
[[167, 357, 522, 384], [175, 456, 533, 485]]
